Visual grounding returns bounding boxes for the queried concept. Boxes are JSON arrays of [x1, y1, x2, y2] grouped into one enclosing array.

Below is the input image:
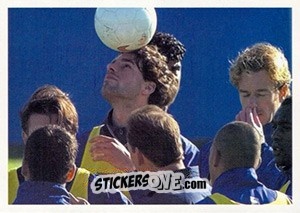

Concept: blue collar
[[14, 181, 70, 204], [174, 166, 199, 179], [104, 109, 127, 145], [212, 167, 259, 193]]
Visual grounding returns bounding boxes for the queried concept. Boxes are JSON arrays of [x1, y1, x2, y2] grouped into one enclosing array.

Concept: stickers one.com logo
[[91, 171, 208, 194]]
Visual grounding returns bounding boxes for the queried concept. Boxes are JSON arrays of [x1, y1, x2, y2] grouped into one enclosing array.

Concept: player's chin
[[258, 115, 268, 126], [101, 86, 110, 97], [102, 80, 117, 90]]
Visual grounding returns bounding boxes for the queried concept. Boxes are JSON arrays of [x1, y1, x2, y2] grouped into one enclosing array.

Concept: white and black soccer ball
[[94, 8, 157, 52]]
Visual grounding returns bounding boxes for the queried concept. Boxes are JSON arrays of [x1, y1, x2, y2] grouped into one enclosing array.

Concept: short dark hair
[[20, 85, 78, 135], [24, 125, 78, 183], [127, 105, 183, 167], [213, 121, 261, 170]]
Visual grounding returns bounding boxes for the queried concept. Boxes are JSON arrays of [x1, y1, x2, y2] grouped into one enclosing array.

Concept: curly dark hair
[[133, 45, 179, 109], [149, 32, 186, 63]]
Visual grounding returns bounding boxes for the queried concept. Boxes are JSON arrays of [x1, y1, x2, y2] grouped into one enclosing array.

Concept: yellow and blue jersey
[[76, 110, 201, 174], [199, 140, 288, 190], [8, 166, 130, 204], [279, 180, 292, 198], [197, 168, 292, 204]]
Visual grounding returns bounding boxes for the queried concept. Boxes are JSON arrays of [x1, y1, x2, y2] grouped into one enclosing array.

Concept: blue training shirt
[[197, 168, 287, 204], [13, 181, 71, 204], [199, 141, 287, 190], [82, 172, 131, 204], [130, 166, 211, 204]]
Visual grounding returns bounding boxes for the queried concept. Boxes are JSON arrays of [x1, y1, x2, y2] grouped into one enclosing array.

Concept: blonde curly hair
[[229, 43, 291, 93]]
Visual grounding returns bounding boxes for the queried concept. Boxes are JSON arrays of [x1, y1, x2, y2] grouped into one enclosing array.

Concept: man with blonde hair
[[229, 42, 291, 141], [199, 43, 291, 190]]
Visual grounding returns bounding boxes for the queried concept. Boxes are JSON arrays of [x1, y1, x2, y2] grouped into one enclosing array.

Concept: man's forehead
[[116, 52, 137, 61], [28, 113, 58, 121], [238, 70, 276, 91], [28, 113, 59, 135], [238, 87, 273, 93], [28, 113, 58, 128]]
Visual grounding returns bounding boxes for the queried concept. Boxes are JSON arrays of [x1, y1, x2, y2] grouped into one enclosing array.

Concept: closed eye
[[240, 92, 250, 98], [121, 63, 132, 69], [256, 93, 266, 97]]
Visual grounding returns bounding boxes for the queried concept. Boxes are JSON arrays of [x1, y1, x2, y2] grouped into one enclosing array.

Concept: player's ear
[[279, 84, 289, 102], [211, 148, 221, 167], [21, 159, 30, 181], [136, 148, 145, 166], [142, 81, 156, 95], [66, 164, 76, 182], [22, 131, 28, 144], [254, 157, 262, 170]]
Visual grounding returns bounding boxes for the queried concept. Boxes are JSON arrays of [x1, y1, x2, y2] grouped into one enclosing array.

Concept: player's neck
[[111, 100, 148, 127], [155, 160, 185, 172]]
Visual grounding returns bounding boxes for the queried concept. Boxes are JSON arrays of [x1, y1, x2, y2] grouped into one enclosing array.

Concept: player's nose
[[106, 62, 116, 73], [248, 96, 258, 108]]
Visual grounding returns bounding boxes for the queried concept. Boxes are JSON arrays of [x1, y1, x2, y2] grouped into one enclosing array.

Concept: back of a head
[[229, 43, 291, 91], [24, 125, 78, 183], [20, 84, 78, 135], [127, 105, 183, 167], [214, 121, 261, 170], [133, 45, 179, 109]]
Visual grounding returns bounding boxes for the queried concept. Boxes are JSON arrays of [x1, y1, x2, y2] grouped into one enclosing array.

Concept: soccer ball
[[94, 8, 157, 52]]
